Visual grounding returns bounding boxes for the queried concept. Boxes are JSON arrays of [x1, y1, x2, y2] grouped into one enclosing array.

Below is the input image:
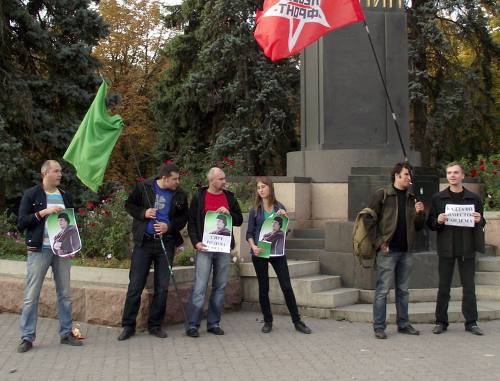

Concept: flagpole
[[361, 19, 423, 199], [362, 20, 408, 161], [125, 133, 188, 325]]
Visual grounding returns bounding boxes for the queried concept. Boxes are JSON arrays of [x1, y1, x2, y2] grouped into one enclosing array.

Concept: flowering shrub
[[0, 210, 26, 259], [461, 154, 500, 210], [77, 189, 132, 260]]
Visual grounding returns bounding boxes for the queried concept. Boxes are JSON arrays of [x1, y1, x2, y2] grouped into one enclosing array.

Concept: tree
[[0, 0, 109, 208], [408, 0, 499, 167], [152, 0, 300, 176]]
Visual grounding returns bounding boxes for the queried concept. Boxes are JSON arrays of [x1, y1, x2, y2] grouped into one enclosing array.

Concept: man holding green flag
[[64, 80, 124, 192]]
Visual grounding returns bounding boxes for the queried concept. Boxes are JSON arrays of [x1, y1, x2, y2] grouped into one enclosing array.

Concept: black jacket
[[125, 177, 189, 247], [18, 184, 74, 251], [427, 186, 486, 258], [187, 187, 243, 250]]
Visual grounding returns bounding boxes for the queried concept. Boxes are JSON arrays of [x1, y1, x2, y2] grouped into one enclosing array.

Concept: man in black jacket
[[118, 163, 189, 341], [185, 167, 243, 338], [17, 160, 82, 353], [428, 161, 486, 335]]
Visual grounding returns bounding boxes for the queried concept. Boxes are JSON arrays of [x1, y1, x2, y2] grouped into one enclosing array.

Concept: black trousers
[[122, 237, 175, 329], [252, 255, 300, 324], [435, 256, 478, 328]]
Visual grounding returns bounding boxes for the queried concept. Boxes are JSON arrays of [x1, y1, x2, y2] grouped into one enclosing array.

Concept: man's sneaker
[[60, 333, 83, 346], [117, 326, 135, 341], [432, 324, 447, 334], [186, 328, 200, 338], [262, 322, 273, 333], [374, 330, 387, 339], [148, 327, 167, 338], [466, 325, 484, 336], [398, 324, 420, 335], [17, 340, 33, 353], [207, 326, 225, 335], [294, 320, 312, 334]]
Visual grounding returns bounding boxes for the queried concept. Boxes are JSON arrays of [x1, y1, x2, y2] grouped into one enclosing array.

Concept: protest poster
[[258, 213, 289, 257], [46, 208, 82, 257], [202, 211, 232, 253], [445, 204, 475, 228]]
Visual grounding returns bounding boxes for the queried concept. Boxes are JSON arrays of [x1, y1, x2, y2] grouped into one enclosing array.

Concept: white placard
[[445, 204, 475, 227]]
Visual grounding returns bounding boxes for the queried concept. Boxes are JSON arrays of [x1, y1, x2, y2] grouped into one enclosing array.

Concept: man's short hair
[[273, 216, 283, 228], [207, 167, 223, 182], [446, 161, 464, 173], [41, 160, 59, 175], [159, 163, 179, 178], [216, 214, 227, 226], [391, 162, 412, 182], [57, 213, 70, 223]]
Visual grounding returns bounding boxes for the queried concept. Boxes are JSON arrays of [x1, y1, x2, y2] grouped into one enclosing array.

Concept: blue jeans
[[186, 251, 231, 330], [20, 249, 73, 342], [373, 251, 413, 331]]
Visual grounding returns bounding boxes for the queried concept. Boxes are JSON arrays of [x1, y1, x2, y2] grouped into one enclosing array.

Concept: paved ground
[[1, 311, 500, 381]]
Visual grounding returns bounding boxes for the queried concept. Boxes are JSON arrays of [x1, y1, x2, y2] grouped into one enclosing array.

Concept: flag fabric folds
[[254, 0, 365, 61], [64, 81, 124, 192]]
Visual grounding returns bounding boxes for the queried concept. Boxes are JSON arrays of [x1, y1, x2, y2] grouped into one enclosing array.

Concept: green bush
[[0, 210, 26, 260], [78, 189, 132, 260], [174, 248, 195, 267], [460, 154, 500, 210]]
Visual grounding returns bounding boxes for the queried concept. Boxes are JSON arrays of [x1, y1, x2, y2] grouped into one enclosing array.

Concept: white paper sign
[[445, 204, 475, 227]]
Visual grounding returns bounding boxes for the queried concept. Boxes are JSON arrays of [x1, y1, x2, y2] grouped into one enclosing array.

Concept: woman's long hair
[[254, 176, 277, 210]]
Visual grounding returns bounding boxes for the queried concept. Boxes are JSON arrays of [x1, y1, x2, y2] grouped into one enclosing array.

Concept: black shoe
[[148, 327, 167, 338], [60, 333, 83, 346], [17, 340, 33, 353], [117, 326, 135, 341], [466, 325, 484, 336], [398, 324, 420, 335], [262, 322, 273, 333], [432, 324, 447, 334], [294, 320, 311, 334], [207, 326, 225, 335], [186, 328, 200, 338], [374, 330, 387, 339]]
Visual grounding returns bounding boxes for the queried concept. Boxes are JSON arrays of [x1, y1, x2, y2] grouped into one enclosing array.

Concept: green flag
[[64, 81, 124, 192]]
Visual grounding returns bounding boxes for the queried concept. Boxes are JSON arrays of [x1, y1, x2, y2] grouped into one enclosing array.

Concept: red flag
[[254, 0, 365, 61]]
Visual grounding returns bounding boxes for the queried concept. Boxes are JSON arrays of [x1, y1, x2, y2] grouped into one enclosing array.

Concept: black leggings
[[251, 255, 300, 323]]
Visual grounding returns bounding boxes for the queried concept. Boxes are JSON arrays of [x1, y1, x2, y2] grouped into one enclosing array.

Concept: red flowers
[[222, 156, 236, 167], [493, 160, 498, 166], [479, 159, 485, 165], [470, 168, 477, 177], [136, 176, 145, 183], [86, 201, 95, 210], [164, 159, 173, 165], [480, 165, 485, 172], [78, 209, 87, 216]]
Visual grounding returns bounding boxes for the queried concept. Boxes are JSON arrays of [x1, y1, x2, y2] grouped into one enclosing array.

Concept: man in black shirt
[[427, 162, 485, 335], [364, 162, 426, 339]]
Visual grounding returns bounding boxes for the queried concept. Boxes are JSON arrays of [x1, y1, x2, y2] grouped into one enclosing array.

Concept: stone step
[[307, 288, 359, 308], [478, 256, 500, 272], [291, 229, 325, 239], [359, 288, 463, 304], [239, 260, 320, 278], [476, 271, 500, 286], [484, 244, 497, 257], [286, 238, 325, 249], [477, 285, 500, 301], [331, 301, 500, 323], [285, 249, 322, 261], [242, 274, 343, 305]]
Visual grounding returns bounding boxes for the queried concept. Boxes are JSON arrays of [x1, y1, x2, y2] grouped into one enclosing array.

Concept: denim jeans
[[252, 255, 301, 323], [122, 238, 175, 329], [186, 251, 231, 329], [20, 249, 73, 342], [373, 251, 413, 331]]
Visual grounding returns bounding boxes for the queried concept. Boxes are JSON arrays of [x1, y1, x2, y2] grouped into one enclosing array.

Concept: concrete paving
[[1, 311, 500, 381]]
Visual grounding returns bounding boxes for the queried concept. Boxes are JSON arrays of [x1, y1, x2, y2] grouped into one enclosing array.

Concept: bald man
[[17, 160, 82, 353], [185, 168, 243, 337]]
